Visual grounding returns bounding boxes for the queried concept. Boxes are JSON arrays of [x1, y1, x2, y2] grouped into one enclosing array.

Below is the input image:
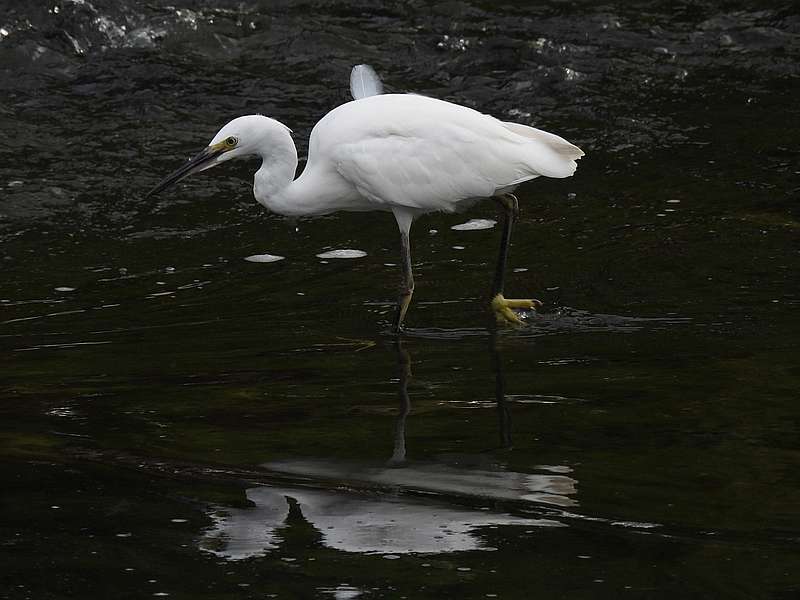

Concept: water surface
[[1, 1, 799, 598]]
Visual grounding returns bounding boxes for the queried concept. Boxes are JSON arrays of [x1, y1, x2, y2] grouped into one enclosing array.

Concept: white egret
[[148, 65, 583, 332]]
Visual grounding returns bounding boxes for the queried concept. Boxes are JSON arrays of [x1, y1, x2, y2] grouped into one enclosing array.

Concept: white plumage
[[314, 94, 582, 212], [149, 65, 583, 332], [349, 64, 384, 100]]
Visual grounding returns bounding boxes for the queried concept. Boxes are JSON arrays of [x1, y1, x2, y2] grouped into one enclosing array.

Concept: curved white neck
[[252, 126, 300, 216], [250, 119, 360, 217]]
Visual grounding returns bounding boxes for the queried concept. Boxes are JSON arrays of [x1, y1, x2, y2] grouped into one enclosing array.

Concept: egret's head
[[147, 115, 290, 197]]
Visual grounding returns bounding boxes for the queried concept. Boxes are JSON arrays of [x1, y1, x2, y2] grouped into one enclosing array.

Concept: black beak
[[147, 145, 225, 197]]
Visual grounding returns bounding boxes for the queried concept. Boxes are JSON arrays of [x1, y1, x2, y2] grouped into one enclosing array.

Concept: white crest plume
[[350, 64, 384, 100]]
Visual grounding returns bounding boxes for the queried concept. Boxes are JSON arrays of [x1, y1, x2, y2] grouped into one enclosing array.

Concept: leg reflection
[[491, 332, 513, 450], [388, 335, 513, 464], [388, 340, 412, 466]]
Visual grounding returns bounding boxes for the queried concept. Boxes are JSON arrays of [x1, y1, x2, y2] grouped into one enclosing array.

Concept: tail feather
[[502, 121, 583, 179], [503, 122, 584, 160]]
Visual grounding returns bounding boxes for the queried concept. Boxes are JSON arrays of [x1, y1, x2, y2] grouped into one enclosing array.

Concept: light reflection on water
[[193, 333, 664, 562], [200, 485, 560, 560], [201, 340, 576, 561], [264, 459, 577, 507]]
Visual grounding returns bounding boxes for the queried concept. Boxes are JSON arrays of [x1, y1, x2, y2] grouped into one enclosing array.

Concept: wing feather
[[334, 132, 496, 212], [307, 94, 583, 213]]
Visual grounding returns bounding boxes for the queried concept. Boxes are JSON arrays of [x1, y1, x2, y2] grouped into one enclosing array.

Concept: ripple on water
[[318, 585, 363, 599], [316, 249, 367, 259]]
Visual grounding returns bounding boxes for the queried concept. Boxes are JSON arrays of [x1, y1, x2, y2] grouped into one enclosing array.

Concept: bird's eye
[[225, 136, 238, 147]]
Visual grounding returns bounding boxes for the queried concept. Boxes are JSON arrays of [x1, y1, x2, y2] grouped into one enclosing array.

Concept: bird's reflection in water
[[201, 486, 552, 560], [200, 337, 577, 560]]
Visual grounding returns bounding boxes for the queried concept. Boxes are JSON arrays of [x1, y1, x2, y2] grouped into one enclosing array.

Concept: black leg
[[490, 194, 542, 325], [492, 193, 518, 297], [392, 228, 415, 334]]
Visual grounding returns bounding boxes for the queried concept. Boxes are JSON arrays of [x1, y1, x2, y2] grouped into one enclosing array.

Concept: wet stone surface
[[1, 1, 799, 598]]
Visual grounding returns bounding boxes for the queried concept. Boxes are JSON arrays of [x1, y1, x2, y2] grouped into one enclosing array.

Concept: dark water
[[2, 1, 800, 598]]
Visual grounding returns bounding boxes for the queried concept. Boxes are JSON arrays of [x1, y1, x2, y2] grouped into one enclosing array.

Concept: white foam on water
[[451, 219, 497, 231], [245, 254, 285, 263], [316, 249, 367, 259]]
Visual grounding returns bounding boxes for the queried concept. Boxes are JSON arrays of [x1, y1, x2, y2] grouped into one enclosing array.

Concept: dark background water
[[1, 1, 799, 598]]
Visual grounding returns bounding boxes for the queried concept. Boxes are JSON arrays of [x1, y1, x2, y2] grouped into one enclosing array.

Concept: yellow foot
[[491, 294, 543, 326]]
